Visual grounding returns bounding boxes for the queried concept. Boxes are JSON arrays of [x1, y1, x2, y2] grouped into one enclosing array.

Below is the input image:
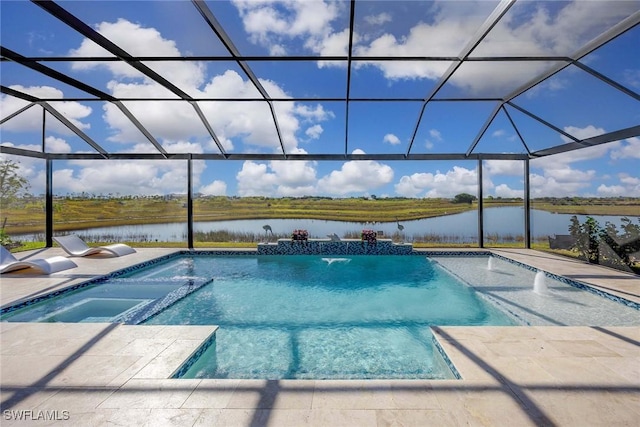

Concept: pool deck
[[1, 248, 638, 426]]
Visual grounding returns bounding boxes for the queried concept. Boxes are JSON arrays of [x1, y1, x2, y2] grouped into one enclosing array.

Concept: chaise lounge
[[53, 235, 136, 257], [0, 246, 77, 274]]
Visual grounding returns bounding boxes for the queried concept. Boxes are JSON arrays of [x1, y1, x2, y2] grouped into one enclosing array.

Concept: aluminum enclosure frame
[[1, 0, 639, 249]]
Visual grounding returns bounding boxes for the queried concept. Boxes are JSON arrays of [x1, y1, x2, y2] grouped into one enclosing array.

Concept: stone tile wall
[[257, 239, 413, 255]]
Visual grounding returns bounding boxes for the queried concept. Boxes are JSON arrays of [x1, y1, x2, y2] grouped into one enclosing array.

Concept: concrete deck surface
[[1, 248, 638, 426]]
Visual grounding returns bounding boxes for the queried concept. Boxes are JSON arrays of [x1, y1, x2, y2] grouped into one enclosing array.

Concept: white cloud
[[395, 166, 478, 198], [484, 160, 523, 176], [383, 134, 400, 145], [2, 136, 73, 158], [3, 18, 342, 197], [561, 125, 604, 143], [54, 160, 187, 196], [619, 174, 640, 186], [429, 129, 442, 141], [233, 1, 635, 95], [492, 129, 506, 137], [529, 172, 593, 197], [494, 183, 522, 198], [597, 173, 640, 197], [232, 0, 341, 55], [236, 154, 318, 197], [237, 149, 395, 197], [305, 124, 323, 140], [68, 19, 334, 155], [199, 180, 227, 196], [70, 19, 205, 89], [293, 104, 334, 122], [317, 149, 393, 195], [236, 161, 276, 196], [596, 184, 627, 196], [45, 136, 72, 153], [364, 13, 392, 26], [424, 129, 442, 150], [610, 137, 640, 160]]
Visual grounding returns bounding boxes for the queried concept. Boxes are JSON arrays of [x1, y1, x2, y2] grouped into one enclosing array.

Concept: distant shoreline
[[4, 196, 639, 235]]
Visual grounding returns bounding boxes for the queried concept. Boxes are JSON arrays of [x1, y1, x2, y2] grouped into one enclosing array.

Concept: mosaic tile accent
[[120, 278, 213, 325], [431, 334, 461, 380], [171, 332, 217, 378], [423, 251, 492, 257], [257, 239, 414, 255]]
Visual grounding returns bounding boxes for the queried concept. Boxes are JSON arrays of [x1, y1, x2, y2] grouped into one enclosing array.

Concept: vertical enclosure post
[[43, 107, 54, 247], [187, 157, 194, 249], [478, 158, 484, 248], [46, 159, 53, 247], [524, 158, 531, 248]]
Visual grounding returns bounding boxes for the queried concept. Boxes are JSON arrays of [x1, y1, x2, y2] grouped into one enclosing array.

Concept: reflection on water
[[17, 207, 638, 243]]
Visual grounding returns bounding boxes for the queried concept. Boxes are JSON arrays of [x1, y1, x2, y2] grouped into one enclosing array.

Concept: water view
[[18, 207, 637, 243]]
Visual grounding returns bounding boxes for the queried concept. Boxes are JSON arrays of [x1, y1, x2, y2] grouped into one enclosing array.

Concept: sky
[[1, 0, 639, 199]]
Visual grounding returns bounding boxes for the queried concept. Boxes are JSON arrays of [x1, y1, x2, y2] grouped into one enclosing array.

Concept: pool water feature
[[431, 255, 639, 326]]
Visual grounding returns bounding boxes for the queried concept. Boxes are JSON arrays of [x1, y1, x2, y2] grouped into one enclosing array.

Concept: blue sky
[[1, 0, 639, 198]]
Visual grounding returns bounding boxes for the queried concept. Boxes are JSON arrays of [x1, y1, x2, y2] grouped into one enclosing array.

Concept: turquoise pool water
[[4, 253, 637, 380], [144, 255, 515, 379]]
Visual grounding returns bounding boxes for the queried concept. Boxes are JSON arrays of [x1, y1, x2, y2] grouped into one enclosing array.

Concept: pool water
[[144, 255, 516, 379], [432, 256, 640, 327], [4, 253, 637, 380]]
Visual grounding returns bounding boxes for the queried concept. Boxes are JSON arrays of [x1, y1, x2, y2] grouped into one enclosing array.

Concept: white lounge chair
[[0, 246, 77, 274], [53, 235, 136, 257]]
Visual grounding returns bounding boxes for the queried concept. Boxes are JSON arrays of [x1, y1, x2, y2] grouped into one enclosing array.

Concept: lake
[[17, 207, 638, 243]]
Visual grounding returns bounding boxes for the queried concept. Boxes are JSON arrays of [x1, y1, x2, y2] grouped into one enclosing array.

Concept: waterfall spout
[[533, 271, 548, 294], [487, 256, 494, 271]]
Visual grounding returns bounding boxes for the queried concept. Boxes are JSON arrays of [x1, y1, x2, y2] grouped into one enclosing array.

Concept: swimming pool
[[2, 253, 638, 380]]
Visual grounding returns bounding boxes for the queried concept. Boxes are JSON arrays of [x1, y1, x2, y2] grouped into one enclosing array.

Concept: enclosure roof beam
[[465, 103, 503, 157], [344, 0, 357, 157], [572, 61, 640, 102], [532, 125, 640, 157], [33, 0, 225, 157], [2, 151, 529, 161], [0, 145, 48, 159], [1, 46, 115, 101], [505, 101, 581, 143], [1, 47, 168, 157], [502, 105, 532, 155], [406, 0, 516, 156], [0, 90, 109, 158], [8, 97, 511, 103], [3, 55, 576, 62], [0, 102, 37, 126], [504, 11, 640, 103], [191, 0, 285, 157], [41, 102, 109, 158], [1, 85, 40, 102]]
